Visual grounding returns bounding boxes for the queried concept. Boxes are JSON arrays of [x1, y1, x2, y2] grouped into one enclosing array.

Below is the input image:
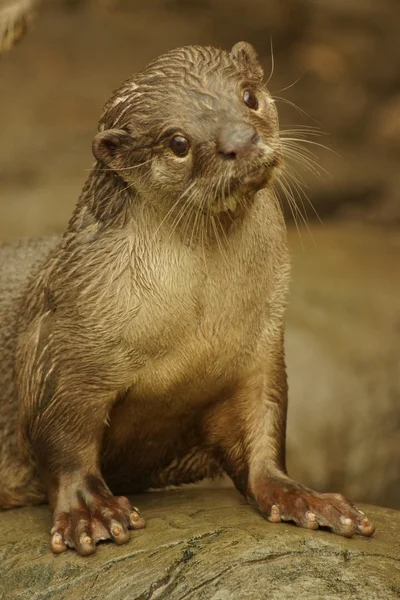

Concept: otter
[[0, 42, 375, 555]]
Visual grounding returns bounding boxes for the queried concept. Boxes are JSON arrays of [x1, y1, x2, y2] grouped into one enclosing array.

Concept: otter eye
[[243, 89, 259, 110], [170, 135, 190, 157]]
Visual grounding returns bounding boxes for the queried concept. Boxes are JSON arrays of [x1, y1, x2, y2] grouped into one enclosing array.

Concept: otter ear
[[231, 41, 264, 82], [92, 129, 134, 170]]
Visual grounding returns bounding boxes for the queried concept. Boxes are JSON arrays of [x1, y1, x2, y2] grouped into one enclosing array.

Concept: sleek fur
[[0, 43, 374, 554]]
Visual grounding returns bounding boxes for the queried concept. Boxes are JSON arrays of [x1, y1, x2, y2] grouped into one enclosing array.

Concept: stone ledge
[[0, 488, 399, 600]]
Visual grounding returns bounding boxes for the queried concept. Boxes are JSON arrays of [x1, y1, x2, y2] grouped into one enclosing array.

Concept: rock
[[0, 488, 399, 600]]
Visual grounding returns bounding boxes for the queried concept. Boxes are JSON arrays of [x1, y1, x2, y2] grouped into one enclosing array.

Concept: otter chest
[[122, 234, 284, 397]]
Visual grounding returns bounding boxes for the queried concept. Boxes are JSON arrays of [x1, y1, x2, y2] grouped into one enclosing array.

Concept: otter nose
[[217, 123, 259, 160]]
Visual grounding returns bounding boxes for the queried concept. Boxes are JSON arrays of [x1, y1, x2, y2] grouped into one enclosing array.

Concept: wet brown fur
[[1, 42, 287, 505], [0, 43, 374, 550]]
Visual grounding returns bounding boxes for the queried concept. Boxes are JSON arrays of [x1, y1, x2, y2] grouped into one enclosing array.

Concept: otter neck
[[69, 164, 256, 245], [68, 164, 137, 232]]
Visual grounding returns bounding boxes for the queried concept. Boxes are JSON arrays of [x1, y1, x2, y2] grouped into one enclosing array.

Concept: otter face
[[92, 42, 281, 215]]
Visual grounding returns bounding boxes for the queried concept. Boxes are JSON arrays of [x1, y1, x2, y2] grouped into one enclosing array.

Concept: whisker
[[265, 36, 275, 87], [281, 171, 310, 227], [277, 74, 304, 94], [182, 182, 205, 244], [280, 137, 338, 156], [281, 142, 327, 179], [284, 168, 323, 226], [280, 127, 325, 137], [273, 96, 323, 127], [202, 182, 213, 277], [276, 177, 303, 245], [152, 180, 197, 240], [182, 198, 197, 245], [280, 173, 309, 228], [169, 187, 198, 241], [195, 186, 210, 255], [211, 215, 227, 264], [216, 174, 232, 252]]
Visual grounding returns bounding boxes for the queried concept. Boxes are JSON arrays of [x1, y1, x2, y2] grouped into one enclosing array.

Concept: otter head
[[92, 42, 281, 217]]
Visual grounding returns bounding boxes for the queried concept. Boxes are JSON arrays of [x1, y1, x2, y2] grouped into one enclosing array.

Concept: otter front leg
[[209, 338, 375, 538], [21, 388, 144, 555]]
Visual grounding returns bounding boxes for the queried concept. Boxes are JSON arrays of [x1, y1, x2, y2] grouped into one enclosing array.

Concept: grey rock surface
[[1, 488, 399, 600]]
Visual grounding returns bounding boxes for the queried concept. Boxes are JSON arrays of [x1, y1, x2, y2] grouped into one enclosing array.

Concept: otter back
[[0, 236, 59, 507]]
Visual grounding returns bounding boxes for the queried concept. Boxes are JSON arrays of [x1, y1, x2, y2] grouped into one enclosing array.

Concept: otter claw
[[268, 504, 281, 523], [111, 523, 122, 537], [51, 532, 67, 553], [358, 517, 375, 536], [130, 510, 146, 529]]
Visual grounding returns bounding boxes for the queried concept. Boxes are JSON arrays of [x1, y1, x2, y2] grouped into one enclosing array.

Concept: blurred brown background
[[0, 0, 399, 508]]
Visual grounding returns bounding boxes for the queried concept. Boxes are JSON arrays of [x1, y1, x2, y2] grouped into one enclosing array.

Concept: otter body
[[14, 190, 288, 495], [91, 194, 288, 493], [0, 42, 374, 555]]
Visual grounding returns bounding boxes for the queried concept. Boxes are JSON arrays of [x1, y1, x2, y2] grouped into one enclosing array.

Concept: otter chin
[[211, 164, 278, 214], [0, 41, 375, 557]]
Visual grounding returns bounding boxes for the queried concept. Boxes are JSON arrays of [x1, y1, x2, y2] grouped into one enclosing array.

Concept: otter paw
[[254, 477, 375, 538], [50, 491, 145, 556]]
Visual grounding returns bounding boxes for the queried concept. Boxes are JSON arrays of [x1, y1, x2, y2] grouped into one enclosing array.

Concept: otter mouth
[[239, 162, 277, 193], [211, 160, 278, 214]]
